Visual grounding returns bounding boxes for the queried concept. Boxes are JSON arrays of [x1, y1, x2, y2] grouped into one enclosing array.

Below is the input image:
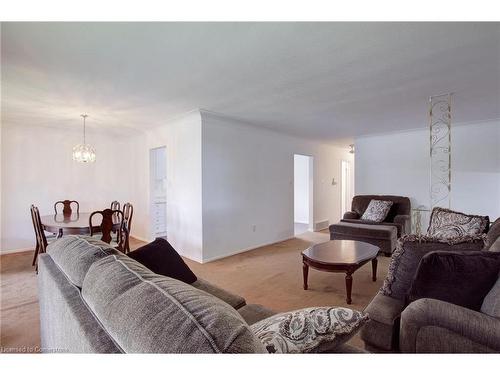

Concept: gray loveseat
[[38, 235, 364, 353]]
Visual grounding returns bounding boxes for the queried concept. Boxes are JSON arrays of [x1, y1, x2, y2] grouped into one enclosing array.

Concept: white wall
[[0, 124, 135, 252], [130, 111, 203, 262], [201, 112, 353, 262], [294, 154, 310, 224], [355, 120, 500, 221]]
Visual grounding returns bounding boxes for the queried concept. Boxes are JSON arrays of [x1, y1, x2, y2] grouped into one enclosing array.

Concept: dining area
[[30, 200, 134, 271]]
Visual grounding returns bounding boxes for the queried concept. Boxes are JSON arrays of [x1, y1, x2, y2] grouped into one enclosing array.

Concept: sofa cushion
[[47, 235, 123, 288], [407, 251, 500, 311], [427, 207, 489, 240], [330, 222, 397, 240], [81, 254, 266, 353], [361, 200, 393, 222], [340, 219, 404, 237], [380, 234, 485, 300], [363, 292, 405, 326], [128, 238, 197, 284], [250, 307, 368, 353], [237, 304, 276, 325], [481, 273, 500, 318], [192, 278, 246, 309], [485, 218, 500, 250]]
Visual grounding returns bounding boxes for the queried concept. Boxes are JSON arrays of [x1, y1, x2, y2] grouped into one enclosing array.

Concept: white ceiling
[[2, 22, 499, 143]]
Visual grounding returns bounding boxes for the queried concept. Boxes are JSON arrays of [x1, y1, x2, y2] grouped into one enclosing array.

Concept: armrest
[[400, 298, 500, 352], [407, 250, 500, 311], [393, 215, 411, 235], [343, 211, 360, 220]]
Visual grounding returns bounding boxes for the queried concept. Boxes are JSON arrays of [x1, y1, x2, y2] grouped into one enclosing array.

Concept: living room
[[1, 1, 500, 373]]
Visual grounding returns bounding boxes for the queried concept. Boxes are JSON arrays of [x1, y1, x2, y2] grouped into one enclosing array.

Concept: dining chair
[[122, 203, 134, 253], [89, 209, 125, 252], [30, 204, 48, 272], [54, 200, 80, 215], [110, 201, 121, 211]]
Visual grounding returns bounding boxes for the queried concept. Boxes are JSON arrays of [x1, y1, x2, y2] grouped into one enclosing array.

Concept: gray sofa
[[38, 235, 364, 353], [361, 218, 500, 353], [400, 298, 500, 353], [330, 195, 411, 255]]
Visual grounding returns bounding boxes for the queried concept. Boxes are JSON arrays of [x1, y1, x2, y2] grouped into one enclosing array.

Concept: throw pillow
[[481, 273, 500, 318], [361, 199, 393, 222], [380, 234, 485, 300], [128, 237, 197, 284], [427, 207, 489, 240], [485, 218, 500, 250], [407, 251, 500, 311], [250, 307, 368, 353]]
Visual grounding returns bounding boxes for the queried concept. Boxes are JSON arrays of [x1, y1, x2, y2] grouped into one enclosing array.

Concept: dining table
[[40, 212, 122, 238]]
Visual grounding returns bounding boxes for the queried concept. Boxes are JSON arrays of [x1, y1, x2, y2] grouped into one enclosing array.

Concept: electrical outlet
[[252, 224, 256, 232]]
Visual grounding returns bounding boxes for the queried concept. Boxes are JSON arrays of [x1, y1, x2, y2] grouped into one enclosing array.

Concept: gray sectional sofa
[[38, 235, 363, 353], [361, 220, 500, 353]]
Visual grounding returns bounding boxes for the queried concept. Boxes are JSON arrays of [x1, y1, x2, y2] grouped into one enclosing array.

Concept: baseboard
[[130, 235, 152, 243], [0, 247, 33, 255], [314, 220, 330, 231], [201, 235, 294, 263]]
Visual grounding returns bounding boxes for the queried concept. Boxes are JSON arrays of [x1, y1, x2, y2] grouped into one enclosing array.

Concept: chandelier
[[72, 114, 96, 163]]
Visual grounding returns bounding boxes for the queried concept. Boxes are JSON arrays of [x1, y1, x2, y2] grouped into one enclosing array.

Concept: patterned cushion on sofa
[[250, 307, 368, 353], [427, 207, 489, 240], [361, 200, 393, 222]]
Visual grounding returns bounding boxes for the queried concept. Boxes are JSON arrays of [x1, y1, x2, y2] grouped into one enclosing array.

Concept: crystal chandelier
[[72, 114, 96, 163]]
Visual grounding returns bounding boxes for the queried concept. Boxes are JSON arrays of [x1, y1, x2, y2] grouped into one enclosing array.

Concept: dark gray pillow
[[47, 235, 123, 287], [427, 207, 489, 240], [380, 234, 485, 300], [407, 251, 500, 311]]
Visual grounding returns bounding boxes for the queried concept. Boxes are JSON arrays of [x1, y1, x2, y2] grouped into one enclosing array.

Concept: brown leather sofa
[[329, 195, 411, 255]]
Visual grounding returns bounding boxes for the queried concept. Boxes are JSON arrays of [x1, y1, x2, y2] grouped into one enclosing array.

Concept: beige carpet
[[0, 232, 389, 351]]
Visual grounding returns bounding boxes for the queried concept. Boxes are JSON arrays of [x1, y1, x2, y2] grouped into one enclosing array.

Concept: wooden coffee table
[[302, 240, 379, 304]]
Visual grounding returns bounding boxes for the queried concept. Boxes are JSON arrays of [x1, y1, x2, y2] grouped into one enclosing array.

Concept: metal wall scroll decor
[[429, 93, 452, 209]]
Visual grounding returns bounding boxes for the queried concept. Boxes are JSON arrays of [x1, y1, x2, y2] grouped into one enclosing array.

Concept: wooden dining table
[[40, 212, 122, 238]]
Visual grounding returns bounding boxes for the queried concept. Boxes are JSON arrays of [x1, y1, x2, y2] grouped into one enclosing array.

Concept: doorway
[[149, 146, 167, 239], [294, 154, 313, 235], [341, 160, 354, 218]]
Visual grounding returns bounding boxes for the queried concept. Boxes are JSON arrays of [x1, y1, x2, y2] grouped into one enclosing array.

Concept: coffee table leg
[[345, 272, 353, 304], [372, 258, 378, 282], [303, 263, 309, 290]]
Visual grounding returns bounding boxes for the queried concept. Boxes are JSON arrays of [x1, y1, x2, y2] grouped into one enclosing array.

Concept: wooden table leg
[[371, 258, 378, 282], [345, 272, 353, 304], [302, 262, 309, 290]]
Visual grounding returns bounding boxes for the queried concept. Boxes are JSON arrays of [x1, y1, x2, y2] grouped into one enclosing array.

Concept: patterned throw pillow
[[250, 307, 368, 353], [427, 207, 489, 240], [361, 199, 393, 222]]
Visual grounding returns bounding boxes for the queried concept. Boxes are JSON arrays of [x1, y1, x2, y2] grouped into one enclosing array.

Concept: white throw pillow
[[250, 307, 368, 353], [361, 199, 393, 222]]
